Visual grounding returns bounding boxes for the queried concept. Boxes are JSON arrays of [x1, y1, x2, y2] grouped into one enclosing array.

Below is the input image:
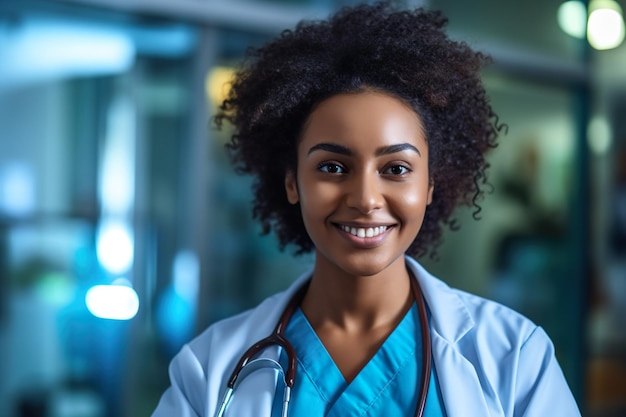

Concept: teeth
[[341, 225, 388, 238]]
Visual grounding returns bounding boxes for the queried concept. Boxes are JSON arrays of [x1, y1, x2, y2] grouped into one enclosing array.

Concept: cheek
[[301, 178, 339, 200], [298, 180, 340, 218], [400, 182, 432, 209]]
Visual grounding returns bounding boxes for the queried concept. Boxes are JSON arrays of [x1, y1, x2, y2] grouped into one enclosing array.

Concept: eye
[[383, 164, 411, 176], [318, 162, 346, 174]]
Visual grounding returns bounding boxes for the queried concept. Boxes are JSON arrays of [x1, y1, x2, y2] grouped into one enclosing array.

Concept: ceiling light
[[587, 0, 625, 50], [86, 283, 139, 320], [558, 1, 587, 39]]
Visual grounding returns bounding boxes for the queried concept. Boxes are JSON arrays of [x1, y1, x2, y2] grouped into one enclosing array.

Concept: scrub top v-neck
[[270, 303, 446, 416]]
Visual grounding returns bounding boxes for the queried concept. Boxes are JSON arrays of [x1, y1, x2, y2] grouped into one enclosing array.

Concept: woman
[[152, 2, 581, 416]]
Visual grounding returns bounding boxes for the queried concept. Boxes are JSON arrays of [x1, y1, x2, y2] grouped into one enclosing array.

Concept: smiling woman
[[282, 91, 435, 384], [152, 2, 581, 416]]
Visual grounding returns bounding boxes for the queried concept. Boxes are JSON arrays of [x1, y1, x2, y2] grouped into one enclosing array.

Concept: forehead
[[299, 91, 426, 150]]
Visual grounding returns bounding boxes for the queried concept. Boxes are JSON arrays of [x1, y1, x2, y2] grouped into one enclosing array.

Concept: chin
[[328, 251, 405, 278]]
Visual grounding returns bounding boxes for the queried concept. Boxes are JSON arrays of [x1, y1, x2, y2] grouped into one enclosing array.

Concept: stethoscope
[[215, 275, 431, 417]]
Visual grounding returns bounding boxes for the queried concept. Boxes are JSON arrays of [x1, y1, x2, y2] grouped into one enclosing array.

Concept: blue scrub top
[[271, 303, 446, 416]]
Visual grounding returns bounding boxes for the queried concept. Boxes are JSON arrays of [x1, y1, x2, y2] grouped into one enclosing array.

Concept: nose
[[345, 170, 384, 214]]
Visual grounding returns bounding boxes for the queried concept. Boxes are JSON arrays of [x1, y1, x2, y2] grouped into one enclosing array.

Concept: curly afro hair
[[214, 1, 502, 259]]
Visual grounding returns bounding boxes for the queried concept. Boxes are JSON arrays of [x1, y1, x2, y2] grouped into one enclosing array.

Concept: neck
[[300, 254, 413, 332]]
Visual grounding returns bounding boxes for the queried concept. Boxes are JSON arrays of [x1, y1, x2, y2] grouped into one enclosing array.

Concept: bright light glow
[[0, 163, 35, 217], [96, 220, 134, 274], [588, 116, 612, 154], [558, 1, 588, 38], [0, 18, 134, 89], [85, 284, 139, 320], [206, 66, 235, 106], [173, 250, 200, 301], [588, 1, 625, 50], [99, 96, 135, 214]]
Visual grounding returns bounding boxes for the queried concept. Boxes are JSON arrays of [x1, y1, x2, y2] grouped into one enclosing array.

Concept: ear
[[284, 170, 299, 204], [427, 180, 434, 205]]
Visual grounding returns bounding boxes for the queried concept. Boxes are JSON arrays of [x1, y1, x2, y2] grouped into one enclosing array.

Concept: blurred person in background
[[151, 2, 580, 416]]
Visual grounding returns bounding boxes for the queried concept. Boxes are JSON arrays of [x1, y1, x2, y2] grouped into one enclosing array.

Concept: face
[[284, 91, 434, 278]]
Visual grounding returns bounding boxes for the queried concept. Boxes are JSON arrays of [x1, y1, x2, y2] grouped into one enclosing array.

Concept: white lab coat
[[152, 257, 582, 417]]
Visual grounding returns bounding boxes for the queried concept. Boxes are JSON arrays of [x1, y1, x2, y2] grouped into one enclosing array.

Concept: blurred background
[[0, 0, 625, 416]]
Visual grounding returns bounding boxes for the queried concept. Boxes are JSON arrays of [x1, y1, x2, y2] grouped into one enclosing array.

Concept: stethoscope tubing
[[411, 274, 432, 417], [216, 274, 431, 417]]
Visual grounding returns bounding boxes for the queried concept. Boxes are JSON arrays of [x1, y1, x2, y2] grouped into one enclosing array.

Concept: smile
[[339, 225, 389, 238]]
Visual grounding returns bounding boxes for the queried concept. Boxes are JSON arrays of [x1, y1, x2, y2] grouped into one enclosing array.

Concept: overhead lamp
[[557, 0, 625, 50], [85, 281, 139, 320], [558, 1, 587, 38], [587, 0, 625, 50], [96, 219, 134, 275]]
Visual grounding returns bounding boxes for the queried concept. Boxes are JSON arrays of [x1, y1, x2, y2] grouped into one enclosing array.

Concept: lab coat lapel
[[406, 258, 492, 416], [431, 334, 491, 417], [406, 257, 473, 343]]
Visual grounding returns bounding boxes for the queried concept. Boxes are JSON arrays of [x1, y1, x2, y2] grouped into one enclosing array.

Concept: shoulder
[[152, 287, 300, 415], [186, 289, 291, 366], [450, 288, 580, 414], [455, 288, 539, 345], [407, 256, 539, 349], [160, 287, 297, 411], [433, 276, 546, 358], [413, 260, 558, 381], [178, 269, 312, 375]]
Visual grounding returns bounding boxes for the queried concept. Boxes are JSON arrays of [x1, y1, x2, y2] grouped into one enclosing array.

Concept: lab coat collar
[[404, 256, 475, 344], [268, 256, 474, 345]]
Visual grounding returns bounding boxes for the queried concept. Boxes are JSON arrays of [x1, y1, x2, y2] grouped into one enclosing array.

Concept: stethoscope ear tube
[[214, 388, 233, 417], [411, 275, 432, 417], [215, 358, 291, 417], [281, 386, 291, 417], [215, 387, 291, 417]]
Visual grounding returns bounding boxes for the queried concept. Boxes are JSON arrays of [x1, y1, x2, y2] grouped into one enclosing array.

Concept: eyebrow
[[376, 143, 421, 157], [307, 143, 352, 156], [307, 142, 421, 157]]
